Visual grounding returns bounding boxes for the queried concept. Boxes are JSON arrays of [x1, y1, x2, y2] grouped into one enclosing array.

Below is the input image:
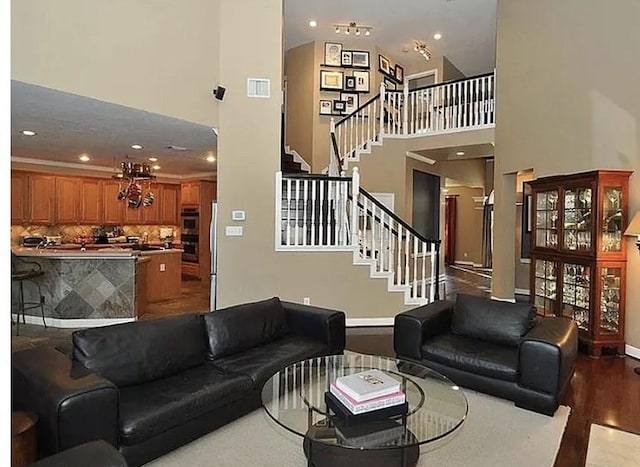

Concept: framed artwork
[[341, 51, 353, 67], [351, 51, 370, 69], [388, 66, 396, 79], [333, 100, 346, 113], [344, 76, 356, 91], [395, 65, 404, 83], [340, 92, 359, 115], [319, 100, 332, 115], [378, 54, 391, 75], [324, 42, 343, 66], [353, 70, 370, 93], [320, 70, 344, 91], [384, 78, 396, 91]]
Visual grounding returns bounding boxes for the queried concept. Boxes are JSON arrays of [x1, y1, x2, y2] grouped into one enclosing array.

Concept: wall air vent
[[247, 78, 270, 98]]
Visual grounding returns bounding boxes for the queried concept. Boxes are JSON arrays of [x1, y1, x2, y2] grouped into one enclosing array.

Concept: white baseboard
[[514, 288, 530, 296], [490, 296, 516, 303], [454, 261, 475, 266], [346, 318, 394, 327], [12, 314, 135, 328], [625, 344, 640, 359]]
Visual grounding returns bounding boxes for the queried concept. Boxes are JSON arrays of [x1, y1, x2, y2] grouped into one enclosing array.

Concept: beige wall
[[12, 0, 220, 127], [284, 42, 315, 164], [442, 56, 466, 81], [494, 0, 640, 348], [446, 187, 484, 265]]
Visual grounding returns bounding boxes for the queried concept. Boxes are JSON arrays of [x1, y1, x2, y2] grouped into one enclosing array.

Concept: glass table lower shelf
[[261, 352, 468, 467]]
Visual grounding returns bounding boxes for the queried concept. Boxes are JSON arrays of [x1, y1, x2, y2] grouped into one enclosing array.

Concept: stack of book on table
[[325, 369, 408, 424]]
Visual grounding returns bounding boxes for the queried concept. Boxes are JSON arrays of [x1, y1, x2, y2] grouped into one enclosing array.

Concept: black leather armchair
[[394, 294, 578, 415], [13, 297, 346, 466]]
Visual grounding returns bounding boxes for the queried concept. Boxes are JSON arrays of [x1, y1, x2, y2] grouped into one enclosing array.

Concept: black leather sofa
[[27, 441, 127, 467], [394, 293, 578, 415], [13, 297, 345, 466]]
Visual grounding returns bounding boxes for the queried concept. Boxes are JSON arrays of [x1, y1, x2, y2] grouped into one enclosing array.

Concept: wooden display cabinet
[[529, 170, 632, 356]]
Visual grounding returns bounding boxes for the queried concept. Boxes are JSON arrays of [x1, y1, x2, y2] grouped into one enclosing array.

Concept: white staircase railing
[[333, 71, 496, 166], [275, 168, 441, 303]]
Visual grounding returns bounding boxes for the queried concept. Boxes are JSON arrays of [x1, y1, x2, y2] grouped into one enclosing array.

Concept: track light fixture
[[414, 41, 432, 61], [333, 22, 372, 37]]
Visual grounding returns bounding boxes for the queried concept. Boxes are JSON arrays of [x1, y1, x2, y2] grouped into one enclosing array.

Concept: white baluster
[[473, 79, 479, 126], [380, 83, 385, 136], [371, 203, 376, 263], [480, 77, 485, 125], [404, 227, 410, 287], [456, 82, 462, 129], [388, 217, 394, 274], [412, 235, 418, 298], [302, 179, 308, 246], [318, 180, 325, 246], [286, 178, 292, 246], [350, 168, 360, 249], [294, 179, 300, 245], [275, 171, 283, 247], [310, 179, 317, 246], [430, 242, 436, 302], [396, 225, 403, 286], [332, 180, 339, 246], [403, 86, 409, 135]]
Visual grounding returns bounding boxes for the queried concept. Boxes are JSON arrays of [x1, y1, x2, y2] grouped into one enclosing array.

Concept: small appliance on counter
[[20, 236, 45, 247], [92, 226, 125, 244], [126, 236, 141, 244], [44, 236, 63, 246]]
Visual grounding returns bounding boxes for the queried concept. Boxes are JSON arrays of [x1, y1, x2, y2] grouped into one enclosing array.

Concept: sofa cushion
[[451, 294, 536, 347], [118, 363, 253, 445], [214, 335, 328, 386], [422, 334, 519, 382], [73, 313, 208, 387], [204, 297, 288, 359]]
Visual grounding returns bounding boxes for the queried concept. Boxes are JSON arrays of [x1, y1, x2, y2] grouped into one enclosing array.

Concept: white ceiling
[[11, 81, 217, 178], [284, 0, 497, 77]]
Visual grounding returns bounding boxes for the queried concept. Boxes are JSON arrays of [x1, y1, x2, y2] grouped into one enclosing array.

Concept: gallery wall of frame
[[319, 41, 392, 118]]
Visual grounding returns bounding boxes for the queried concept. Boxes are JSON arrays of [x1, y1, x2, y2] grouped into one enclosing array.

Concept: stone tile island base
[[11, 252, 141, 327]]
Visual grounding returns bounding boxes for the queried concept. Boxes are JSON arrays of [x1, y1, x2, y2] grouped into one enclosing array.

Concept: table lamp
[[623, 211, 640, 375]]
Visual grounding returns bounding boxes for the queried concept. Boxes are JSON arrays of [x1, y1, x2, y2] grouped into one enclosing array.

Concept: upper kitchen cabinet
[[11, 172, 28, 224], [28, 174, 56, 224], [79, 178, 102, 224], [160, 184, 180, 225], [102, 180, 124, 225], [56, 177, 81, 224], [181, 181, 200, 206], [141, 184, 161, 224]]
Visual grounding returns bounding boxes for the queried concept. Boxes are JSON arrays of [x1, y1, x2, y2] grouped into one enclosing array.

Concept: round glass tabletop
[[261, 352, 468, 451]]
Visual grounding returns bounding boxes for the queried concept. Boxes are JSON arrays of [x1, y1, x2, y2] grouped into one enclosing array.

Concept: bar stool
[[11, 255, 47, 336]]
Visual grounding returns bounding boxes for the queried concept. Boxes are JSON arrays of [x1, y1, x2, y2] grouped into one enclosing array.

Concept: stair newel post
[[379, 82, 386, 137], [350, 167, 360, 249], [403, 84, 409, 136], [275, 171, 283, 250]]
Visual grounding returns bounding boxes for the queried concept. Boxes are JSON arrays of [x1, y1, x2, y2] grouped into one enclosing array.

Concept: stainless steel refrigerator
[[209, 202, 218, 311]]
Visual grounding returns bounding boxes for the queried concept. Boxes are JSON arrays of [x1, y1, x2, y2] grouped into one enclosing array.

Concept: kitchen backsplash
[[11, 224, 181, 245]]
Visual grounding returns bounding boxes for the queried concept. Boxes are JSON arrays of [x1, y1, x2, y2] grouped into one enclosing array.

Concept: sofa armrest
[[519, 317, 578, 395], [281, 301, 346, 354], [394, 300, 455, 360], [12, 346, 119, 456]]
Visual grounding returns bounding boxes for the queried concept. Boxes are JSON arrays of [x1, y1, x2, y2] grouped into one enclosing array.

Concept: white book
[[336, 369, 401, 402], [330, 383, 405, 414]]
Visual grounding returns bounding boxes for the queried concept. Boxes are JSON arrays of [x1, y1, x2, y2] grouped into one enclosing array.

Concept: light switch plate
[[225, 226, 243, 237], [232, 210, 246, 221]]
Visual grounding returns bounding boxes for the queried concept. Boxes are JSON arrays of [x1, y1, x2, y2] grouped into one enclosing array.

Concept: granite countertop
[[12, 246, 183, 259]]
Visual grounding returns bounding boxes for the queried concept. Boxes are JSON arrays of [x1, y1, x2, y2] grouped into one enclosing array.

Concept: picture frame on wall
[[344, 76, 356, 91], [324, 42, 343, 66], [333, 100, 346, 113], [351, 50, 370, 69], [340, 92, 359, 115], [383, 78, 396, 91], [319, 100, 333, 115], [353, 70, 370, 93], [320, 70, 344, 90], [394, 64, 404, 83], [378, 54, 391, 75], [341, 51, 353, 67]]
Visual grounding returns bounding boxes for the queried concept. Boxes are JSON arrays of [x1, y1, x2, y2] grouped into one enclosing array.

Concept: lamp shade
[[623, 211, 640, 237]]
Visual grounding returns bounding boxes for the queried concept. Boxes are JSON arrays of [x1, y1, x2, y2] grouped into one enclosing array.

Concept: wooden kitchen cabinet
[[11, 172, 28, 224], [28, 174, 56, 224], [55, 177, 80, 224], [102, 180, 124, 225], [160, 185, 179, 225], [80, 178, 102, 224], [141, 184, 161, 224], [181, 181, 200, 206]]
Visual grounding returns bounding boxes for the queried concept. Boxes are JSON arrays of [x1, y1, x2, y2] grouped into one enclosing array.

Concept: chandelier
[[113, 158, 156, 209], [333, 22, 372, 36], [414, 41, 432, 61]]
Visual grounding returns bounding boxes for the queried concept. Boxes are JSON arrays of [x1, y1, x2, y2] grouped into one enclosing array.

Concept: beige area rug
[[146, 390, 570, 467], [586, 424, 640, 467]]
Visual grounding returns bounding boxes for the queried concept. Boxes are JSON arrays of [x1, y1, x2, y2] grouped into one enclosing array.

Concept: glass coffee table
[[261, 353, 468, 467]]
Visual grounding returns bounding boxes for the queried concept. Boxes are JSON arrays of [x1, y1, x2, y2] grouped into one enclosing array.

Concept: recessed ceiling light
[[78, 154, 90, 162], [434, 33, 442, 40], [21, 130, 37, 136], [308, 20, 317, 28], [152, 165, 161, 170], [206, 155, 216, 163], [148, 157, 158, 162], [131, 144, 143, 150], [456, 151, 465, 156]]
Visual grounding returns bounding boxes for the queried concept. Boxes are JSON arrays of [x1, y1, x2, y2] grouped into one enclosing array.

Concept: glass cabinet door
[[563, 187, 592, 251], [562, 263, 591, 332], [601, 186, 624, 253], [600, 267, 622, 333], [534, 259, 557, 317], [535, 190, 559, 248]]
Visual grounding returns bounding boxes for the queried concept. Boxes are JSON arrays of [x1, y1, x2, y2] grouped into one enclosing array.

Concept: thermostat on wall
[[232, 210, 246, 221]]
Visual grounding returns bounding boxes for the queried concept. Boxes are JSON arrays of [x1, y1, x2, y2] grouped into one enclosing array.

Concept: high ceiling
[[284, 0, 497, 77], [11, 81, 217, 178]]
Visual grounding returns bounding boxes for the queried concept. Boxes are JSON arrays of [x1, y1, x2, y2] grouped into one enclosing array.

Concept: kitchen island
[[11, 246, 182, 327]]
